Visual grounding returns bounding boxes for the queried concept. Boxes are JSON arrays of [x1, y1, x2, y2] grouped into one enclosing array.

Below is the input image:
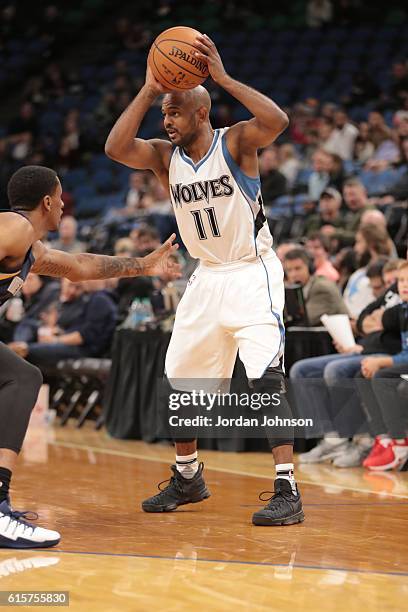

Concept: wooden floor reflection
[[0, 423, 407, 611]]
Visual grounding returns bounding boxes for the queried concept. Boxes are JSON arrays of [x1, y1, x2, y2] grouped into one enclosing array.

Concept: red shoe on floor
[[362, 437, 387, 468], [363, 438, 408, 471]]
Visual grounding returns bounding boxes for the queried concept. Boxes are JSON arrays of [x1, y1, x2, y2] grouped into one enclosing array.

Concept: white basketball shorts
[[165, 251, 285, 385]]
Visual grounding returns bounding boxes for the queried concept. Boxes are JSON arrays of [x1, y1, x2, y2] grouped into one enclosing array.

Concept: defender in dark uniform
[[0, 165, 179, 548]]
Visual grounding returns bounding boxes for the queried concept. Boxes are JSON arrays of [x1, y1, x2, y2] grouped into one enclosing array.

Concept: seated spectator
[[324, 109, 359, 161], [275, 241, 301, 263], [353, 122, 375, 164], [308, 148, 332, 201], [306, 232, 339, 282], [50, 215, 86, 253], [284, 248, 348, 325], [289, 269, 403, 467], [12, 273, 60, 343], [278, 144, 301, 189], [334, 247, 357, 293], [8, 278, 117, 370], [366, 259, 389, 300], [125, 171, 147, 213], [343, 224, 394, 319], [306, 0, 333, 28], [304, 187, 345, 238], [130, 224, 160, 256], [355, 261, 408, 470], [340, 178, 376, 244], [367, 111, 392, 149], [258, 146, 287, 204]]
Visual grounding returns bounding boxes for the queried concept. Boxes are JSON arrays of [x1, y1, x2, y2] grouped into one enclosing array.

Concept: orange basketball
[[148, 26, 209, 91]]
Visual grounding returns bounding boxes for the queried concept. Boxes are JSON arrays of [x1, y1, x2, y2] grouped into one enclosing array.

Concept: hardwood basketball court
[[1, 423, 407, 611]]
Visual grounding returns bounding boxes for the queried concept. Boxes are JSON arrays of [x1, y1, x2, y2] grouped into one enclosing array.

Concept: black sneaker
[[252, 478, 305, 526], [142, 463, 210, 513]]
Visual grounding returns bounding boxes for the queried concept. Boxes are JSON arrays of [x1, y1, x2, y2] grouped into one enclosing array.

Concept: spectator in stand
[[275, 241, 301, 263], [130, 224, 160, 256], [308, 148, 332, 201], [316, 117, 334, 151], [382, 259, 404, 290], [111, 237, 154, 323], [8, 278, 117, 369], [258, 146, 287, 203], [355, 261, 408, 471], [278, 144, 301, 190], [0, 273, 59, 343], [290, 261, 404, 468], [306, 232, 339, 282], [324, 109, 359, 160], [12, 273, 60, 343], [366, 259, 388, 300], [359, 209, 398, 257], [385, 136, 408, 202], [304, 187, 345, 237], [306, 0, 333, 28], [341, 178, 375, 241], [334, 247, 357, 293], [58, 110, 81, 169], [353, 122, 375, 164], [343, 224, 394, 319], [50, 215, 86, 253], [367, 111, 392, 149], [284, 248, 348, 325], [125, 171, 147, 213]]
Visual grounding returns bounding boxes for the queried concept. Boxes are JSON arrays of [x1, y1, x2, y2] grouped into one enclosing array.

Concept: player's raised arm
[[105, 66, 172, 173], [194, 34, 289, 151], [31, 235, 180, 281]]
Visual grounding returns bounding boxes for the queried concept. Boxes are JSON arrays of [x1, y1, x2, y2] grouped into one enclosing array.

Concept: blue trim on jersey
[[220, 134, 260, 257], [221, 133, 261, 202], [259, 254, 285, 377], [179, 129, 220, 172]]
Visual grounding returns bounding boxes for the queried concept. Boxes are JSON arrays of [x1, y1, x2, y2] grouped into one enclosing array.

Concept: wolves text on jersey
[[170, 175, 234, 208]]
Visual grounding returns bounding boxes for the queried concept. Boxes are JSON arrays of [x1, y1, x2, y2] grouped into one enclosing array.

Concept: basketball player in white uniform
[[106, 34, 304, 525]]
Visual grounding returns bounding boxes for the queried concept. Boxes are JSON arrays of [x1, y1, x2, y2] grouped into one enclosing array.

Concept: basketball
[[148, 26, 209, 91]]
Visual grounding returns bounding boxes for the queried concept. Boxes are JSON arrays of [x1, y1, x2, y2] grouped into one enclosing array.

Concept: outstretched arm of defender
[[31, 235, 181, 281], [105, 67, 172, 172], [194, 34, 289, 150]]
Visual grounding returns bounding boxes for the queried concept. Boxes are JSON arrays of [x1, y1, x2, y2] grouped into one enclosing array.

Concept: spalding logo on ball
[[148, 26, 209, 90]]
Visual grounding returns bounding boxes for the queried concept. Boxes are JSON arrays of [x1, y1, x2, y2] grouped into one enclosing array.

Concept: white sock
[[176, 452, 198, 479], [276, 463, 297, 495]]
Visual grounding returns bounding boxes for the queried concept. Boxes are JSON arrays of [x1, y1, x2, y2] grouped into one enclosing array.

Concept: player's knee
[[18, 361, 43, 395], [251, 366, 285, 394]]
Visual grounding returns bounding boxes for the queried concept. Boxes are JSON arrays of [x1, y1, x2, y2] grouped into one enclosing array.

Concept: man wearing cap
[[304, 187, 346, 238]]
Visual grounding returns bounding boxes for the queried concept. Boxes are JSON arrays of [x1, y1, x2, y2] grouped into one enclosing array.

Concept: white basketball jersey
[[168, 127, 273, 264]]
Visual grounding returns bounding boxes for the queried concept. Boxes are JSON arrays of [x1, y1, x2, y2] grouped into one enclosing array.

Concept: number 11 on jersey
[[190, 207, 221, 240]]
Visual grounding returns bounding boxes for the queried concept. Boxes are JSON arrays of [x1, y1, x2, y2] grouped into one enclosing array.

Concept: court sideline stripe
[[37, 548, 408, 578], [50, 440, 408, 500]]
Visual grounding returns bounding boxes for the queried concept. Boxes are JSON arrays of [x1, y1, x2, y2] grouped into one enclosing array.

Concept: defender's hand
[[194, 34, 227, 85], [142, 234, 181, 278]]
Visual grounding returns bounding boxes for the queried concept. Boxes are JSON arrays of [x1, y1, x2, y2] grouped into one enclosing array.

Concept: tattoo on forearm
[[75, 254, 144, 279], [34, 253, 144, 280], [33, 259, 72, 277]]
